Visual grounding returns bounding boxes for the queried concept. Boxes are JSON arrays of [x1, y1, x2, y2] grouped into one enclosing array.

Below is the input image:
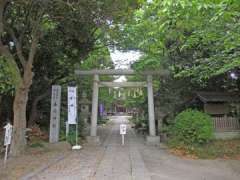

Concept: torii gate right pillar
[[146, 75, 160, 144]]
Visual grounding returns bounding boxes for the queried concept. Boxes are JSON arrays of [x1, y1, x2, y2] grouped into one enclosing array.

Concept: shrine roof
[[196, 91, 240, 103]]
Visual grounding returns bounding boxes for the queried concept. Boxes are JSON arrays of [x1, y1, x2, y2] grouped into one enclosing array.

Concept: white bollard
[[121, 134, 125, 146]]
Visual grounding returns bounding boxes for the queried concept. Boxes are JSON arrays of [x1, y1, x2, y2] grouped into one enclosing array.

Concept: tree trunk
[[10, 83, 29, 156], [10, 63, 34, 156], [28, 91, 50, 127], [10, 35, 37, 156]]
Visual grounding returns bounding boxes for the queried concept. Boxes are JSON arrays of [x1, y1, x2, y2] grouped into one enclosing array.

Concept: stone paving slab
[[93, 116, 151, 180]]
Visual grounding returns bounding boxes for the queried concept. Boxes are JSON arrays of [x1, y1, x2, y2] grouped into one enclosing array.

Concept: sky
[[110, 49, 142, 82], [110, 49, 142, 69]]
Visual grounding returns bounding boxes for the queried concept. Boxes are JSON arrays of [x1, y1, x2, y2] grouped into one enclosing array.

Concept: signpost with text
[[3, 123, 13, 166], [120, 124, 127, 145]]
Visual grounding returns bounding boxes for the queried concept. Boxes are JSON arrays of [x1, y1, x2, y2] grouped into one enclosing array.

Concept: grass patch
[[29, 142, 44, 148], [98, 118, 109, 125], [168, 139, 240, 159], [27, 136, 46, 148]]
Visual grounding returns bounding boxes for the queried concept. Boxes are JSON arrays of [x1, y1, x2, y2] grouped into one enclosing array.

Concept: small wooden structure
[[195, 91, 240, 132]]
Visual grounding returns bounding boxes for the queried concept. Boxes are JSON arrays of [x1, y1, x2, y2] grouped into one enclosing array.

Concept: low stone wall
[[214, 131, 240, 139]]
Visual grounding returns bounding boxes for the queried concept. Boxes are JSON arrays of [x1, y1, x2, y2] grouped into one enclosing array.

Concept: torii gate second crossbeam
[[75, 69, 169, 145]]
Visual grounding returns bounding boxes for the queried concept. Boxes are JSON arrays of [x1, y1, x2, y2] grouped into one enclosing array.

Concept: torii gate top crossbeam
[[75, 69, 169, 76]]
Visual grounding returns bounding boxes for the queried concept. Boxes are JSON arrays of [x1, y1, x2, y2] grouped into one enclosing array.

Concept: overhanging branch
[[8, 28, 26, 68]]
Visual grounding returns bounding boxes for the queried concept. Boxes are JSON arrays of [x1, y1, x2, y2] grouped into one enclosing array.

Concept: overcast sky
[[110, 49, 142, 69], [110, 49, 142, 82]]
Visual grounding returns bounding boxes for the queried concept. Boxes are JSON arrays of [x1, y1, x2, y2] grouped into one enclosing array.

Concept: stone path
[[25, 116, 240, 180]]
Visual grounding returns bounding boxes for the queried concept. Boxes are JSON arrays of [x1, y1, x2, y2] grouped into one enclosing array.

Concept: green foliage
[[130, 116, 148, 129], [118, 0, 240, 82], [66, 131, 78, 146], [0, 56, 17, 95], [169, 139, 240, 159], [171, 109, 214, 145], [17, 0, 140, 126], [29, 142, 44, 148], [59, 126, 79, 146], [97, 117, 109, 125], [194, 139, 240, 159]]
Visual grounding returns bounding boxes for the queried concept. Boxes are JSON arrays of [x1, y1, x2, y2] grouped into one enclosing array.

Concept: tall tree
[[117, 0, 240, 82], [0, 0, 46, 156], [0, 0, 140, 156]]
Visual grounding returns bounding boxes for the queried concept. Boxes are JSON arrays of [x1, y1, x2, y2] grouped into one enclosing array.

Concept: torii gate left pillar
[[86, 74, 100, 144]]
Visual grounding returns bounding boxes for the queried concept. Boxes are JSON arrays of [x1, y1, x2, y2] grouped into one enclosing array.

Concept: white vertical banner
[[68, 86, 77, 124]]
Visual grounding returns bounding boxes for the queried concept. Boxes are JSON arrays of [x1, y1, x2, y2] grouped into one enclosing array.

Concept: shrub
[[130, 116, 148, 129], [66, 131, 78, 145], [171, 109, 214, 145]]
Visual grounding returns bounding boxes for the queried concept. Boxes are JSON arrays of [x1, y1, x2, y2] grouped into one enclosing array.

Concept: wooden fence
[[213, 117, 240, 131]]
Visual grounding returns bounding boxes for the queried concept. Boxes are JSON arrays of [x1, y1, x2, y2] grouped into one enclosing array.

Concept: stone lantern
[[79, 92, 91, 124]]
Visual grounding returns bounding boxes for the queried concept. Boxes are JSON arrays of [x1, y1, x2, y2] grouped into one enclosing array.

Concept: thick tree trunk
[[10, 62, 34, 156], [10, 83, 29, 156], [10, 35, 37, 156]]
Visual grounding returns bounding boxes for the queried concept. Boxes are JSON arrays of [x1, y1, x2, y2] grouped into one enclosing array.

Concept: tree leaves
[[0, 56, 16, 95], [117, 0, 240, 82]]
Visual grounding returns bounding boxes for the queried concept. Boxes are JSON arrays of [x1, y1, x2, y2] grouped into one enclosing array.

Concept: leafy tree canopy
[[117, 0, 240, 82]]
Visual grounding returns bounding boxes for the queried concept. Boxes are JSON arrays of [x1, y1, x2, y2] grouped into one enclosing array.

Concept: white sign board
[[49, 85, 61, 143], [68, 86, 77, 124], [4, 123, 13, 146], [120, 124, 127, 135]]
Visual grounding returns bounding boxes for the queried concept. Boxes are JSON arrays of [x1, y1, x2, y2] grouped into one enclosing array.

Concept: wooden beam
[[99, 82, 147, 87], [75, 69, 169, 76]]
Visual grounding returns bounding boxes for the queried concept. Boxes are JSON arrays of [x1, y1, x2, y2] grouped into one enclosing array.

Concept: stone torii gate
[[75, 69, 168, 145]]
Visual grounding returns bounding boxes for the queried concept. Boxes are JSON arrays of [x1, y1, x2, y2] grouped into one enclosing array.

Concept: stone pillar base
[[146, 136, 160, 145], [86, 136, 100, 145]]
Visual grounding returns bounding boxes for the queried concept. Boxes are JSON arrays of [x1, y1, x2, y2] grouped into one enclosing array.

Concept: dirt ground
[[0, 142, 71, 180]]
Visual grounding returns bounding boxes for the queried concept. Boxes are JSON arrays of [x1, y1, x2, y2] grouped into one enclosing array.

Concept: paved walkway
[[26, 116, 240, 180]]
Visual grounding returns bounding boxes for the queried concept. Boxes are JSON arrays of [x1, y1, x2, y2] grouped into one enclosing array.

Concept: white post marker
[[120, 124, 127, 145], [65, 121, 69, 137], [3, 123, 13, 166]]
